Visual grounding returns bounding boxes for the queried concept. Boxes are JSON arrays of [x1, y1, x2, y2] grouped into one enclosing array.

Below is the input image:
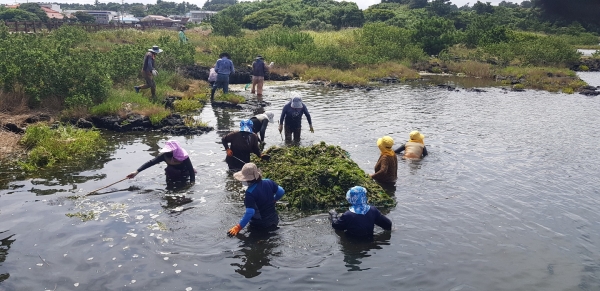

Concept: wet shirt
[[244, 179, 281, 228], [395, 142, 428, 159], [372, 154, 398, 183], [221, 131, 261, 170], [142, 52, 155, 72], [252, 59, 267, 77], [331, 207, 392, 237], [279, 102, 312, 130], [137, 153, 195, 183]]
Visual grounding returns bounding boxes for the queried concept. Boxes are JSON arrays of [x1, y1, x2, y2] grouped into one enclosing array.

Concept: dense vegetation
[[253, 142, 396, 211]]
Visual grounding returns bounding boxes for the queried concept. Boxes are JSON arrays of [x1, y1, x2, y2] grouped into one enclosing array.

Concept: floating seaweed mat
[[252, 141, 396, 211]]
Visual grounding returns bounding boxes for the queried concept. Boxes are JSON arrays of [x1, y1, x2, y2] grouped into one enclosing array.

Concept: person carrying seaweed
[[370, 136, 398, 183], [222, 119, 269, 172], [227, 163, 286, 237], [328, 186, 392, 238], [250, 111, 274, 143], [394, 130, 428, 159], [126, 140, 195, 185], [278, 96, 314, 143]]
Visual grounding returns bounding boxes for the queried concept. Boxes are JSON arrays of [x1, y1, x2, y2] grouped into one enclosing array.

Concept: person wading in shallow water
[[134, 45, 163, 100], [126, 140, 195, 185], [250, 111, 275, 143], [394, 130, 428, 159], [328, 186, 392, 238], [211, 52, 235, 100], [370, 136, 398, 183], [222, 119, 269, 172], [227, 162, 286, 237], [278, 96, 314, 143]]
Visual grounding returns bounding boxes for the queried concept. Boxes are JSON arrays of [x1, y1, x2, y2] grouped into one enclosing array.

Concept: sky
[[0, 0, 508, 9]]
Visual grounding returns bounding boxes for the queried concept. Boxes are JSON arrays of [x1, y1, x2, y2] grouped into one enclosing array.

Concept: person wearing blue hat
[[134, 45, 163, 100], [222, 119, 268, 171], [328, 186, 392, 238]]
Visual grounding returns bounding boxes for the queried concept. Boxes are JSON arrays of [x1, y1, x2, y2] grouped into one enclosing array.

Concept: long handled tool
[[84, 177, 128, 196], [278, 121, 283, 141]]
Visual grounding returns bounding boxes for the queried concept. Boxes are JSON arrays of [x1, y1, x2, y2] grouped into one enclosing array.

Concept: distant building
[[186, 10, 217, 24], [113, 14, 139, 24], [41, 6, 63, 20], [3, 3, 63, 20], [64, 10, 117, 24]]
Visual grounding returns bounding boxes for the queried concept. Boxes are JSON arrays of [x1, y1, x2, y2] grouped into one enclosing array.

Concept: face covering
[[241, 181, 249, 186]]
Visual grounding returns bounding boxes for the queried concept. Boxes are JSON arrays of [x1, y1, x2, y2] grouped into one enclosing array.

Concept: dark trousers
[[211, 74, 229, 99], [284, 126, 301, 142]]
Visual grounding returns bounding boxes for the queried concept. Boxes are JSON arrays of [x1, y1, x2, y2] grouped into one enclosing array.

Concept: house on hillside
[[186, 10, 217, 24]]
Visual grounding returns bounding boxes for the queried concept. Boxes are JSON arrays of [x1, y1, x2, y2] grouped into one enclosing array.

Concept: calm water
[[2, 75, 600, 291]]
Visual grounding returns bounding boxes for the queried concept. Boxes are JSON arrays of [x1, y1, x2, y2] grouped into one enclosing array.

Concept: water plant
[[19, 124, 106, 171], [253, 142, 396, 211]]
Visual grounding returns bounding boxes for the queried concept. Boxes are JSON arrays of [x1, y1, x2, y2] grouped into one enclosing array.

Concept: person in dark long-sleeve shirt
[[329, 186, 392, 238], [126, 140, 195, 184], [278, 96, 313, 142], [222, 119, 264, 171], [250, 111, 274, 142]]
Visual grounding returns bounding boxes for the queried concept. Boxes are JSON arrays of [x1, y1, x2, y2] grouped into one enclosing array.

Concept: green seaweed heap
[[253, 142, 396, 211]]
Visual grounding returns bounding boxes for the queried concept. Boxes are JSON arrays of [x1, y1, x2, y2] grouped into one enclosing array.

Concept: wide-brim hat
[[291, 97, 303, 108], [233, 163, 262, 181], [377, 136, 394, 148], [265, 111, 274, 123], [148, 45, 163, 54]]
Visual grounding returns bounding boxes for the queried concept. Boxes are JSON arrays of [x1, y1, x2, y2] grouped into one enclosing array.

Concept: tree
[[19, 3, 49, 22], [130, 5, 147, 18], [408, 0, 427, 9], [364, 8, 396, 23], [473, 1, 494, 14], [211, 14, 242, 36], [532, 0, 600, 31], [427, 0, 458, 16], [73, 11, 96, 23], [0, 9, 40, 21], [412, 16, 458, 55], [520, 1, 533, 8], [499, 1, 519, 8], [203, 0, 238, 11]]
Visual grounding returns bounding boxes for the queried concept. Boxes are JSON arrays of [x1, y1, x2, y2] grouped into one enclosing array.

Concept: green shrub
[[579, 65, 590, 71], [19, 124, 106, 170]]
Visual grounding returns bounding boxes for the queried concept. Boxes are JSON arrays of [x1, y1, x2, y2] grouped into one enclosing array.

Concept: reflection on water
[[2, 75, 600, 290]]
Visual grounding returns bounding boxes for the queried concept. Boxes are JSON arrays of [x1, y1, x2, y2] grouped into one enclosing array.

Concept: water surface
[[2, 76, 600, 290]]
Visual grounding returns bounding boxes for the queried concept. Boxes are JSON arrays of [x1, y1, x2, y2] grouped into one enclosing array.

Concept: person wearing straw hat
[[227, 163, 286, 237], [328, 186, 392, 238], [134, 45, 163, 100], [222, 119, 268, 172], [394, 130, 428, 159], [370, 136, 398, 183], [278, 96, 313, 143], [250, 111, 274, 143], [126, 140, 195, 184]]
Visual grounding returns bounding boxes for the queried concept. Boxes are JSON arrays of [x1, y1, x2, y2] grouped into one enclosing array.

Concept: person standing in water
[[250, 111, 275, 143], [370, 136, 398, 183], [278, 96, 314, 143], [328, 186, 392, 238], [251, 55, 269, 99], [395, 130, 428, 159], [222, 119, 268, 172], [227, 163, 286, 237], [211, 52, 234, 100], [126, 140, 195, 184]]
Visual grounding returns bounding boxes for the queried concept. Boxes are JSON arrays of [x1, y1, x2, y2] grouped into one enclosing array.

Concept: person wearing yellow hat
[[370, 136, 398, 183], [394, 130, 428, 159]]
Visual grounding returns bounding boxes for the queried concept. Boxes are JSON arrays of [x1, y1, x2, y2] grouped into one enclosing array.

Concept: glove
[[260, 154, 271, 161], [126, 171, 138, 179], [227, 224, 242, 237], [309, 126, 314, 133], [152, 69, 158, 76], [328, 209, 338, 221], [226, 149, 233, 157], [278, 124, 283, 133]]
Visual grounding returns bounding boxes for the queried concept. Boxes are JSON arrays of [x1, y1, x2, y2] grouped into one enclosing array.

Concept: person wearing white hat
[[250, 111, 274, 142], [134, 45, 163, 100], [278, 96, 313, 142], [227, 163, 285, 237]]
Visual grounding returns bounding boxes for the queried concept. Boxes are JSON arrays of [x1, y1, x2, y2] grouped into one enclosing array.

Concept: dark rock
[[160, 115, 185, 127], [437, 84, 455, 91], [75, 118, 94, 129], [2, 123, 25, 134], [466, 88, 487, 93], [582, 85, 597, 91], [579, 90, 600, 96], [24, 113, 51, 124]]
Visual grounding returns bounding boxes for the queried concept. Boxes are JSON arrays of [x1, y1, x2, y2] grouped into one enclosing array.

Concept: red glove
[[227, 224, 242, 237], [226, 149, 233, 157]]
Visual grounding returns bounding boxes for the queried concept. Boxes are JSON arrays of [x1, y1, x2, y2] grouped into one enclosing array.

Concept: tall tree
[[19, 3, 49, 22]]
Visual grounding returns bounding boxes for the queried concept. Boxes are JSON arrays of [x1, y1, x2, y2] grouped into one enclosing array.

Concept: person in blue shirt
[[328, 186, 392, 238], [211, 52, 235, 100], [278, 96, 314, 143], [227, 163, 286, 236]]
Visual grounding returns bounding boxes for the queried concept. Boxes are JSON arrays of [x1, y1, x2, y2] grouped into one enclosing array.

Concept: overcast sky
[[0, 0, 509, 9]]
